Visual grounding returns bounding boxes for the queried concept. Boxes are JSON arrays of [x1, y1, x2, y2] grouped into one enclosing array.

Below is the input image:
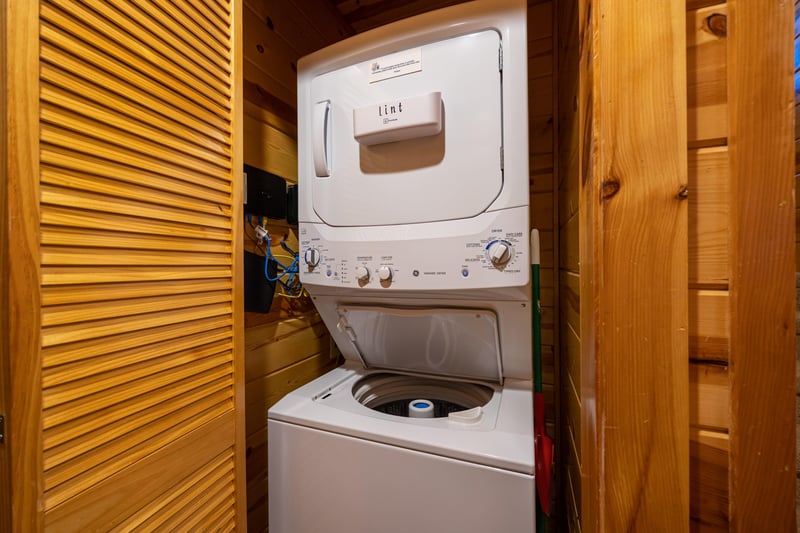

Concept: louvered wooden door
[[5, 0, 245, 530]]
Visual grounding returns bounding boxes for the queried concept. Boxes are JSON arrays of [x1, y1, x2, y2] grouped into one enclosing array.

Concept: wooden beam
[[4, 0, 43, 530], [588, 0, 689, 529], [231, 0, 248, 527], [0, 1, 10, 531], [727, 0, 796, 530]]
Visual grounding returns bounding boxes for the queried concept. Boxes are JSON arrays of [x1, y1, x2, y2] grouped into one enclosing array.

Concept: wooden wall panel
[[528, 0, 557, 449], [239, 6, 352, 529], [687, 3, 727, 148], [727, 0, 796, 529], [686, 2, 731, 528], [556, 0, 592, 528], [591, 0, 689, 528], [5, 1, 43, 529], [688, 147, 729, 288], [0, 1, 10, 527]]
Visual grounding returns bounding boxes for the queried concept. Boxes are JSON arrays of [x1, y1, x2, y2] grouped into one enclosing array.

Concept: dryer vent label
[[369, 48, 422, 83]]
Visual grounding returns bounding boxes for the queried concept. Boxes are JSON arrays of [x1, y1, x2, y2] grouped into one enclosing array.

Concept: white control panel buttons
[[304, 248, 321, 267], [377, 266, 393, 282], [355, 266, 370, 283], [486, 240, 512, 267]]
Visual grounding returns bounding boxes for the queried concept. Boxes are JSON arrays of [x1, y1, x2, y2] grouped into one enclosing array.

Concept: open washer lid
[[335, 305, 503, 384]]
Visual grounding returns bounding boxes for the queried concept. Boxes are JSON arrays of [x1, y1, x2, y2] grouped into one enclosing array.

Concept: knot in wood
[[677, 186, 689, 200], [705, 14, 727, 38], [601, 180, 620, 200]]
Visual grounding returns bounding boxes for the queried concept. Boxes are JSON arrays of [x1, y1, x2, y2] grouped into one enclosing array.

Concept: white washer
[[268, 1, 533, 531]]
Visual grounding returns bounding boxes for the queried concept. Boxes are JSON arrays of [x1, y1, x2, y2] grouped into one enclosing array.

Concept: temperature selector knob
[[487, 240, 513, 267], [377, 266, 393, 282], [355, 266, 370, 283], [304, 248, 321, 267]]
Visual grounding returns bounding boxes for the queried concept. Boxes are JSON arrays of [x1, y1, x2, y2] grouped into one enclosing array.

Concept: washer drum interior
[[352, 373, 494, 418]]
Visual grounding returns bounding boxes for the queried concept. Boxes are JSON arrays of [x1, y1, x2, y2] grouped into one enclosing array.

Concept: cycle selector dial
[[304, 248, 321, 267], [487, 240, 513, 267], [377, 266, 393, 282], [355, 266, 370, 283]]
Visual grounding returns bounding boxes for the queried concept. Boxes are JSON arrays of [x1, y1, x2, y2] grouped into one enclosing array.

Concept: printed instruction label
[[369, 48, 422, 83]]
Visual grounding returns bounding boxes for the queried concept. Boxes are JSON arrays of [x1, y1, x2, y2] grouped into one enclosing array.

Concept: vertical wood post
[[585, 0, 690, 529], [4, 0, 42, 530], [230, 0, 248, 525], [727, 1, 796, 530], [0, 1, 10, 530]]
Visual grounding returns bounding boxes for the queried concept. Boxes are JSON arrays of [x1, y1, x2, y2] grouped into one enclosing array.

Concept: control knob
[[355, 266, 370, 283], [377, 266, 393, 282], [304, 248, 321, 267], [487, 240, 512, 267]]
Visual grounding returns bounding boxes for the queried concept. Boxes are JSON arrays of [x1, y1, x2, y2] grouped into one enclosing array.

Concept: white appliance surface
[[299, 205, 530, 292], [269, 419, 534, 533], [309, 29, 503, 227], [269, 363, 534, 473]]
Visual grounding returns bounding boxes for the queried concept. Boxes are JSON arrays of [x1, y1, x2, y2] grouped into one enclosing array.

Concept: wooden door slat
[[201, 0, 232, 31], [109, 451, 233, 532], [43, 327, 232, 387], [39, 59, 230, 146], [42, 412, 236, 530], [41, 127, 231, 192], [42, 66, 231, 158], [40, 26, 229, 128], [40, 186, 231, 231], [44, 398, 232, 509], [43, 371, 231, 452], [44, 380, 232, 470], [41, 227, 232, 256], [42, 290, 232, 328], [43, 279, 233, 307], [41, 207, 231, 243], [43, 355, 232, 430], [40, 107, 231, 180], [41, 147, 230, 204], [108, 0, 231, 77], [41, 265, 233, 287], [152, 0, 230, 52], [41, 166, 231, 218], [42, 303, 232, 347], [41, 86, 231, 169], [41, 2, 230, 103]]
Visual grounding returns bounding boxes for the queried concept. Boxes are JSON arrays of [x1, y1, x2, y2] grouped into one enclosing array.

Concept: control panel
[[298, 207, 529, 291]]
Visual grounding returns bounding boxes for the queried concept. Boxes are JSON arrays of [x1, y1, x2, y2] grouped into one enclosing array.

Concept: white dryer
[[268, 1, 533, 531]]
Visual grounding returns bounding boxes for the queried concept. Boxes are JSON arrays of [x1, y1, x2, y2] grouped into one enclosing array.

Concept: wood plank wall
[[796, 0, 800, 271], [727, 0, 795, 528], [529, 0, 558, 456], [0, 1, 12, 529], [796, 0, 800, 521], [239, 2, 352, 530], [686, 1, 731, 529], [556, 0, 586, 528]]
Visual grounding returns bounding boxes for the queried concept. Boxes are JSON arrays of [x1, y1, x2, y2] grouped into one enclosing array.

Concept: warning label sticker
[[369, 48, 422, 83]]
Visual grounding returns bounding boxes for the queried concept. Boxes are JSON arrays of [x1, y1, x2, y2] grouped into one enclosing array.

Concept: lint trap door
[[310, 30, 503, 227], [336, 305, 503, 384]]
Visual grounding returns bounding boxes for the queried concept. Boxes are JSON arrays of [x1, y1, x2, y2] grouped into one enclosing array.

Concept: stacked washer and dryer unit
[[268, 1, 533, 531]]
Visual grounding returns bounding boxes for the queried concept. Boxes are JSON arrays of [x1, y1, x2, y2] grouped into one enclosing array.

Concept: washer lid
[[335, 305, 503, 383]]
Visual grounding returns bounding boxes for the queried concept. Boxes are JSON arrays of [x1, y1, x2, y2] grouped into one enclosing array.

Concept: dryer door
[[309, 30, 503, 227]]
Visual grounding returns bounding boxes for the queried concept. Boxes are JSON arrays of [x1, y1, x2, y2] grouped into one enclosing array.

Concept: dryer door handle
[[313, 100, 331, 177]]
